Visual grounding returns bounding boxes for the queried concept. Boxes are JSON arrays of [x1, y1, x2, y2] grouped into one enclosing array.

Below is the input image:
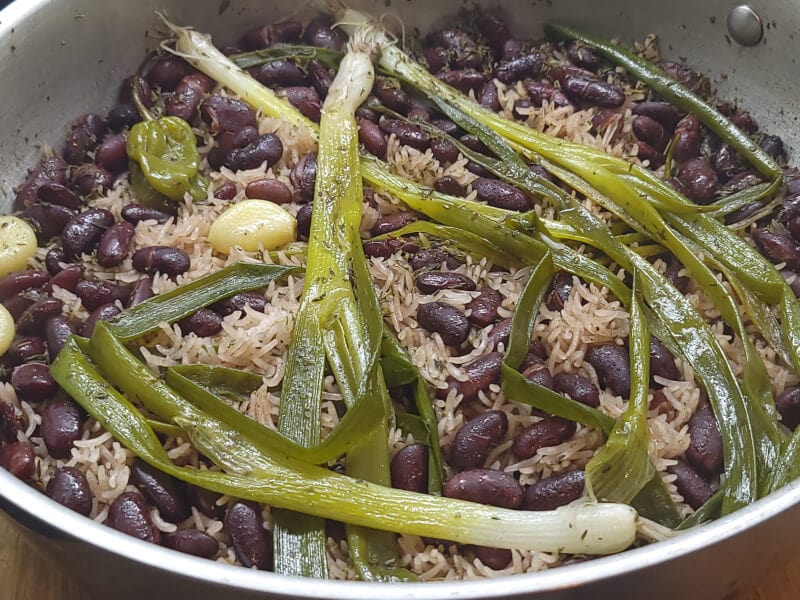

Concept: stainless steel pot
[[1, 0, 798, 598]]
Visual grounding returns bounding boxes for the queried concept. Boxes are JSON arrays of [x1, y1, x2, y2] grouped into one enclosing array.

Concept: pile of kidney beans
[[3, 7, 800, 571]]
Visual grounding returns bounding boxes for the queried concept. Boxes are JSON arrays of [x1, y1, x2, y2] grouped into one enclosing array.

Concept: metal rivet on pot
[[726, 5, 763, 46]]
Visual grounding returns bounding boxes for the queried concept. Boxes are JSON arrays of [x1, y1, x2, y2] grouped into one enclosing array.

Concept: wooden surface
[[0, 510, 798, 599]]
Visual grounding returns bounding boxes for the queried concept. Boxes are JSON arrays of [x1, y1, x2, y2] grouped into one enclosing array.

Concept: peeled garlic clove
[[209, 199, 296, 253], [0, 216, 37, 276]]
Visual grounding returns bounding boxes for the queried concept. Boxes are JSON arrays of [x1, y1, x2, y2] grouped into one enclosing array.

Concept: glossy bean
[[147, 56, 193, 92], [417, 301, 470, 346], [121, 204, 173, 225], [472, 178, 530, 211], [486, 318, 512, 350], [45, 317, 74, 362], [566, 42, 600, 70], [512, 417, 576, 460], [546, 270, 573, 311], [632, 101, 681, 130], [525, 81, 572, 108], [585, 343, 630, 398], [649, 337, 680, 383], [130, 459, 191, 523], [37, 182, 82, 210], [522, 470, 585, 510], [357, 117, 387, 158], [0, 270, 49, 302], [80, 303, 122, 338], [108, 492, 161, 544], [760, 134, 786, 162], [70, 164, 114, 196], [62, 208, 114, 259], [211, 292, 266, 317], [467, 288, 501, 328], [552, 373, 600, 407], [17, 297, 63, 335], [128, 277, 154, 307], [11, 362, 57, 401], [424, 47, 448, 74], [290, 152, 317, 203], [178, 309, 223, 337], [226, 134, 284, 171], [0, 441, 35, 480], [433, 175, 466, 197], [430, 138, 460, 164], [20, 202, 77, 242], [667, 461, 713, 510], [522, 361, 554, 390], [409, 248, 460, 271], [632, 115, 669, 152], [96, 221, 135, 268], [776, 386, 800, 430], [363, 238, 403, 259], [94, 133, 128, 174], [561, 76, 625, 108], [306, 59, 333, 98], [283, 86, 321, 122], [493, 53, 543, 84], [49, 266, 81, 294], [476, 14, 511, 56], [443, 468, 523, 509], [450, 409, 508, 470], [0, 401, 22, 443], [162, 529, 219, 559], [373, 78, 411, 114], [2, 295, 36, 322], [225, 501, 273, 570], [165, 74, 213, 122], [244, 178, 293, 204], [437, 69, 486, 93], [416, 271, 476, 294], [474, 546, 512, 570], [379, 118, 429, 150], [252, 60, 305, 87], [46, 467, 93, 516], [303, 15, 346, 51], [241, 19, 302, 50], [107, 103, 142, 132], [656, 60, 709, 95], [40, 397, 83, 459], [295, 204, 313, 240], [677, 158, 719, 204], [75, 280, 129, 311], [201, 95, 257, 135], [213, 182, 238, 201], [131, 246, 190, 277], [14, 156, 67, 211], [370, 212, 417, 236], [686, 403, 724, 476], [752, 228, 800, 269], [390, 444, 429, 493], [63, 113, 107, 165], [5, 335, 46, 366]]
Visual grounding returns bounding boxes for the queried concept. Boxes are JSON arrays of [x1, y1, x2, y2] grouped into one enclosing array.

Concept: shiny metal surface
[[0, 0, 798, 598], [727, 5, 764, 46]]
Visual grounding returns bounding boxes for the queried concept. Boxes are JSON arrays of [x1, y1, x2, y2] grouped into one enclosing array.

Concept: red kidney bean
[[252, 59, 305, 87], [363, 238, 404, 259], [494, 53, 543, 84], [566, 42, 599, 70], [0, 441, 35, 480], [96, 221, 136, 268], [776, 386, 800, 430], [211, 292, 266, 317], [522, 470, 585, 510], [38, 182, 83, 210], [0, 401, 22, 443], [667, 461, 713, 510], [128, 277, 154, 307], [467, 288, 501, 328], [94, 133, 128, 173], [729, 110, 758, 133], [676, 157, 719, 204], [121, 204, 172, 225], [46, 264, 81, 292], [45, 317, 74, 361], [241, 19, 302, 50], [673, 123, 701, 164], [130, 459, 191, 523], [75, 280, 129, 311], [17, 297, 63, 336], [473, 82, 500, 114], [2, 295, 36, 322], [179, 309, 223, 337], [107, 103, 142, 132], [410, 249, 460, 271], [80, 303, 122, 338], [162, 529, 219, 559], [512, 417, 576, 460], [373, 78, 411, 113], [165, 74, 213, 122], [357, 117, 387, 159], [545, 270, 573, 311], [11, 362, 57, 401], [472, 178, 530, 212], [290, 152, 317, 202], [63, 113, 107, 165], [474, 546, 512, 570], [686, 403, 724, 476], [0, 270, 50, 302], [525, 81, 571, 108], [649, 337, 680, 383], [632, 115, 669, 152], [585, 343, 630, 398], [390, 444, 429, 493], [356, 102, 380, 123], [62, 208, 114, 259], [371, 212, 417, 236], [295, 204, 313, 240], [752, 228, 800, 269], [443, 468, 523, 509], [226, 134, 284, 171], [303, 15, 346, 51], [424, 47, 448, 74], [433, 175, 466, 197], [430, 138, 459, 164], [562, 76, 625, 108], [70, 164, 114, 196], [416, 271, 476, 294], [45, 248, 67, 278], [283, 86, 321, 122], [211, 127, 260, 169], [712, 144, 744, 181], [459, 135, 490, 155], [201, 95, 257, 135], [186, 484, 225, 519], [306, 59, 333, 98], [225, 501, 273, 570], [476, 13, 511, 56], [108, 492, 161, 544], [244, 178, 293, 204], [450, 410, 508, 470], [486, 318, 512, 351], [21, 202, 77, 243], [430, 118, 460, 137], [522, 361, 554, 390], [132, 246, 190, 277], [632, 102, 681, 130], [656, 60, 709, 96], [46, 467, 93, 516], [213, 182, 237, 201], [14, 155, 68, 211], [40, 397, 83, 459], [552, 373, 600, 407], [417, 301, 470, 347], [147, 56, 193, 92], [379, 117, 430, 150], [5, 335, 46, 366], [787, 216, 800, 243], [437, 69, 486, 93], [759, 134, 786, 162]]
